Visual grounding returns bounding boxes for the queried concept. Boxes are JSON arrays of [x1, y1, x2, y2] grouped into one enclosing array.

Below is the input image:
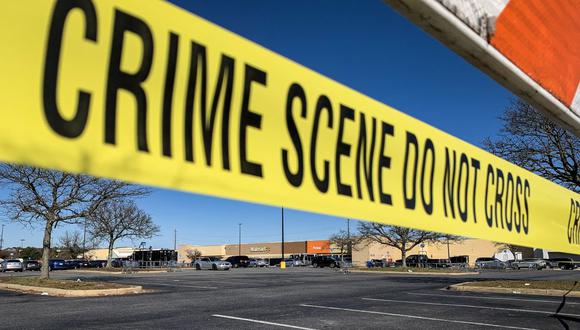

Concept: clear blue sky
[[1, 0, 512, 250]]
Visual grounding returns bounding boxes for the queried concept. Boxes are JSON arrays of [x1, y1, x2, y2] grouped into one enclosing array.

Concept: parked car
[[23, 260, 41, 271], [279, 258, 296, 267], [511, 258, 547, 270], [370, 259, 386, 267], [1, 259, 23, 272], [395, 254, 429, 267], [546, 258, 575, 270], [194, 257, 231, 270], [449, 255, 469, 267], [249, 258, 269, 267], [88, 260, 107, 268], [65, 259, 90, 269], [311, 255, 340, 268], [76, 259, 91, 268], [48, 259, 69, 271], [224, 256, 250, 268], [428, 258, 452, 268], [474, 257, 507, 269]]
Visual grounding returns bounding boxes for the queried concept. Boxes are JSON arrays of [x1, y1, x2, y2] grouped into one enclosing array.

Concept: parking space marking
[[212, 314, 317, 329], [362, 297, 580, 317], [132, 282, 218, 289], [408, 292, 580, 305], [299, 304, 537, 330]]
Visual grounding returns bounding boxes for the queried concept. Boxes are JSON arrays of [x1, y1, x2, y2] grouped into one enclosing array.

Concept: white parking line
[[133, 282, 218, 289], [362, 297, 580, 318], [408, 292, 580, 305], [212, 314, 317, 329], [299, 304, 537, 330]]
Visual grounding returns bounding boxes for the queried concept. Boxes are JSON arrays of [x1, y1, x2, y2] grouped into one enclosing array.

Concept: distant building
[[177, 240, 333, 263], [352, 239, 500, 267]]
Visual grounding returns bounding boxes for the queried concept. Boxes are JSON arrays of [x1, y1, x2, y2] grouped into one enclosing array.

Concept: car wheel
[[212, 264, 217, 271], [329, 263, 336, 268], [513, 265, 519, 270], [195, 264, 201, 270], [312, 263, 318, 268]]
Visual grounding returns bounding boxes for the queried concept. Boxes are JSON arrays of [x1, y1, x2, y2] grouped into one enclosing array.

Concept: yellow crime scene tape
[[0, 1, 578, 254]]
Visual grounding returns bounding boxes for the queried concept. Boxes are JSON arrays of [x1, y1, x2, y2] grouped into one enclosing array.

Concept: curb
[[350, 270, 479, 276], [64, 269, 171, 274], [448, 282, 580, 297], [0, 282, 144, 297]]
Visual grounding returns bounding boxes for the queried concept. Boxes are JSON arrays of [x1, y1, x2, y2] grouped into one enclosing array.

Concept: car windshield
[[209, 257, 221, 261]]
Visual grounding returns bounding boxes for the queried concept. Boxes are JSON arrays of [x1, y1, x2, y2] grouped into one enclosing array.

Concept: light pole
[[238, 223, 242, 256], [0, 224, 4, 251], [347, 218, 351, 260], [19, 238, 25, 257], [281, 207, 285, 265], [82, 218, 87, 260]]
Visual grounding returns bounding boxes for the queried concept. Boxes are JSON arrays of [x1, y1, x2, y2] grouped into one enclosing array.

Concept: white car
[[249, 258, 269, 267], [194, 257, 231, 270], [1, 259, 23, 272]]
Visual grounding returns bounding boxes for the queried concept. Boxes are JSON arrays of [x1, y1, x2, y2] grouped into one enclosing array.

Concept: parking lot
[[0, 268, 578, 329]]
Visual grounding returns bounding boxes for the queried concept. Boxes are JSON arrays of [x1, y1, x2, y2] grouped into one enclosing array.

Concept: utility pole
[[281, 207, 285, 260], [82, 218, 87, 260], [238, 223, 242, 256], [19, 238, 25, 257], [0, 224, 4, 251], [347, 218, 351, 257], [174, 228, 177, 251]]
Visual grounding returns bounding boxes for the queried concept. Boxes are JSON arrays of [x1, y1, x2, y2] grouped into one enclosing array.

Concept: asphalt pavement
[[0, 267, 579, 329]]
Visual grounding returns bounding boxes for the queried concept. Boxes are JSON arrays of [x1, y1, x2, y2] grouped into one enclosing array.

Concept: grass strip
[[0, 276, 130, 290]]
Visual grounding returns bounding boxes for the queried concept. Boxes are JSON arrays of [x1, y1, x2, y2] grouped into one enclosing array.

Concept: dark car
[[64, 260, 81, 269], [449, 255, 469, 267], [546, 258, 575, 270], [397, 254, 429, 267], [88, 260, 107, 268], [48, 259, 69, 271], [311, 256, 340, 268], [23, 260, 41, 271], [427, 258, 452, 268], [225, 256, 250, 268]]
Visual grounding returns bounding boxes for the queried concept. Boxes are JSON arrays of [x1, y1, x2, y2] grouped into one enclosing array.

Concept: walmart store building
[[177, 240, 332, 262]]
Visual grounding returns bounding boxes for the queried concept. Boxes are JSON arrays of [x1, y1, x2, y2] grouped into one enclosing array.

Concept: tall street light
[[280, 207, 286, 269], [0, 224, 4, 250], [238, 223, 242, 256]]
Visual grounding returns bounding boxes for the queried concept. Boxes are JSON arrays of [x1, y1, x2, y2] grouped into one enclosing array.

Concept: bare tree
[[439, 234, 466, 259], [0, 164, 150, 279], [87, 200, 159, 268], [484, 99, 579, 192], [357, 222, 452, 267], [58, 230, 83, 259], [329, 230, 357, 260], [186, 249, 202, 262]]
